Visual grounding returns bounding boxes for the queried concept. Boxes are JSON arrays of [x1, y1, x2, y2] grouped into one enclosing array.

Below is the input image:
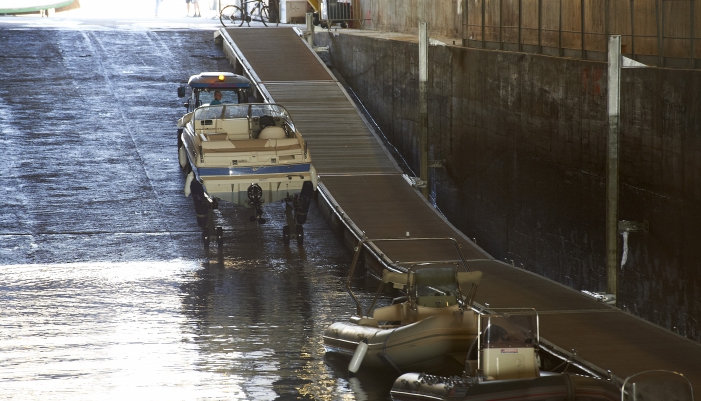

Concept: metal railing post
[[306, 12, 314, 48]]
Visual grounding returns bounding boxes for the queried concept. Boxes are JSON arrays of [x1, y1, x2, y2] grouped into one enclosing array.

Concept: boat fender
[[184, 172, 194, 197], [348, 339, 369, 373]]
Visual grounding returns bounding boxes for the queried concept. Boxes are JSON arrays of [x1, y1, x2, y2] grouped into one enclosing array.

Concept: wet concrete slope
[[0, 28, 217, 263], [0, 22, 394, 400]]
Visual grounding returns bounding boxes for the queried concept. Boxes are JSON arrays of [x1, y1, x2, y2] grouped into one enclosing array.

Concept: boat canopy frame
[[620, 370, 694, 401], [345, 236, 482, 317]]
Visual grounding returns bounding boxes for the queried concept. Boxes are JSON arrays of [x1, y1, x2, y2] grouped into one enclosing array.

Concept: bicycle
[[219, 0, 279, 28]]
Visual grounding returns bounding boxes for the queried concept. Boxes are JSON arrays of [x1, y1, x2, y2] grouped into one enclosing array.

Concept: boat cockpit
[[184, 103, 297, 142]]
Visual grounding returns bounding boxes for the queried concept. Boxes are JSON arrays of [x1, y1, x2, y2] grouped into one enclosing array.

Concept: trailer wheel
[[216, 227, 223, 248], [283, 225, 290, 246], [202, 230, 210, 249], [296, 225, 304, 246]]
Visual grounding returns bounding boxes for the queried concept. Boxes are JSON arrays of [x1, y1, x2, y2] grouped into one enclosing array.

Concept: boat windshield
[[481, 312, 538, 349], [193, 104, 294, 129], [195, 105, 225, 120], [411, 266, 461, 308], [250, 104, 293, 123], [198, 89, 241, 105]]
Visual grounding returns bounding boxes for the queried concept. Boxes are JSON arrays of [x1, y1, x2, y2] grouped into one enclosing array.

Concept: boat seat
[[415, 303, 460, 321], [372, 304, 404, 322], [258, 126, 286, 139], [220, 119, 250, 140], [373, 302, 460, 325]]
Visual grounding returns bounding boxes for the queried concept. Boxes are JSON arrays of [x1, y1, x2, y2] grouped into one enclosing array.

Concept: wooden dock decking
[[218, 27, 701, 390]]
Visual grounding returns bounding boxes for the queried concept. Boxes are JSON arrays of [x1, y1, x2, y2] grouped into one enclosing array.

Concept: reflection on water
[[0, 203, 395, 400]]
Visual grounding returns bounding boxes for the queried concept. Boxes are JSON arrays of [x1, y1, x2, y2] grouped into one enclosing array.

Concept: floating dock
[[217, 26, 701, 390]]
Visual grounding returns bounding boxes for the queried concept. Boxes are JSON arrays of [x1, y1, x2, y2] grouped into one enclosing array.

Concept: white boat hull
[[194, 163, 316, 207]]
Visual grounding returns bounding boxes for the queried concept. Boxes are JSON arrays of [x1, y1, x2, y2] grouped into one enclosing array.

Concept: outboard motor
[[294, 181, 314, 225], [247, 183, 265, 223]]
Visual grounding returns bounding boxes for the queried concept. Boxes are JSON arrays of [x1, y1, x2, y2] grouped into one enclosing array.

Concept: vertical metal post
[[482, 0, 486, 48], [606, 35, 621, 303], [559, 0, 564, 56], [518, 0, 523, 52], [419, 22, 429, 199], [581, 0, 586, 58], [656, 0, 664, 66], [463, 0, 469, 46], [691, 0, 696, 68], [306, 12, 315, 48], [538, 0, 543, 54], [630, 0, 636, 59], [605, 0, 610, 48], [499, 0, 504, 49]]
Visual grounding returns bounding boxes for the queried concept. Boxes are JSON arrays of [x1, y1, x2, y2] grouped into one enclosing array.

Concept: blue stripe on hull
[[197, 163, 312, 177]]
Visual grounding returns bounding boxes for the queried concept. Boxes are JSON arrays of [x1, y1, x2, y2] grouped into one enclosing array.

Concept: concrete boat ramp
[[217, 27, 701, 390]]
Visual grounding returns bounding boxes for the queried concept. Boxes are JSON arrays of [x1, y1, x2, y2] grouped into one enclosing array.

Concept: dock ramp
[[218, 27, 701, 390]]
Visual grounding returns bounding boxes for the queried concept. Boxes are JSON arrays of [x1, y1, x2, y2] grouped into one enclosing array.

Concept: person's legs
[[185, 0, 191, 16], [193, 0, 201, 17]]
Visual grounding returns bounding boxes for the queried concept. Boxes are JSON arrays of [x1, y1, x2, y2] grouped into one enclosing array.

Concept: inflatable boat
[[390, 309, 695, 401], [323, 237, 483, 375]]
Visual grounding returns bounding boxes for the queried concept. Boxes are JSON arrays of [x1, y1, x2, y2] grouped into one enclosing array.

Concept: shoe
[[195, 13, 201, 17]]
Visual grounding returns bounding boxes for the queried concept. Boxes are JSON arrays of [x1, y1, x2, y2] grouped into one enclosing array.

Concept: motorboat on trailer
[[176, 72, 317, 248], [322, 237, 483, 376], [390, 309, 695, 401]]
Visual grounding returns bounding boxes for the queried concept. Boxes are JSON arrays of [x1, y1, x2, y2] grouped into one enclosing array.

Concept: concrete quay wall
[[316, 32, 701, 341], [358, 0, 701, 68]]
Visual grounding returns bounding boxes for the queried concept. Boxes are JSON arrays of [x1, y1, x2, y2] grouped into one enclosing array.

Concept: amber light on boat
[[218, 75, 225, 81]]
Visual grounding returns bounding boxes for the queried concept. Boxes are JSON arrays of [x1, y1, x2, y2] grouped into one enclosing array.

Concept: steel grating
[[224, 28, 333, 82]]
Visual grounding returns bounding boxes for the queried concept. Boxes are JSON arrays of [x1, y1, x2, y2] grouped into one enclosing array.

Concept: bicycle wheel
[[219, 5, 246, 28], [260, 5, 278, 27]]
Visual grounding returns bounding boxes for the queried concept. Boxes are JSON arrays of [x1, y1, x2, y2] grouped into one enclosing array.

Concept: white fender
[[178, 146, 188, 168], [310, 165, 318, 190], [184, 172, 194, 197], [348, 339, 368, 373]]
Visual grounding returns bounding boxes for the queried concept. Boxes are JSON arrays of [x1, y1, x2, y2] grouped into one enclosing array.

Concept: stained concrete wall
[[359, 0, 701, 68], [317, 32, 701, 341]]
